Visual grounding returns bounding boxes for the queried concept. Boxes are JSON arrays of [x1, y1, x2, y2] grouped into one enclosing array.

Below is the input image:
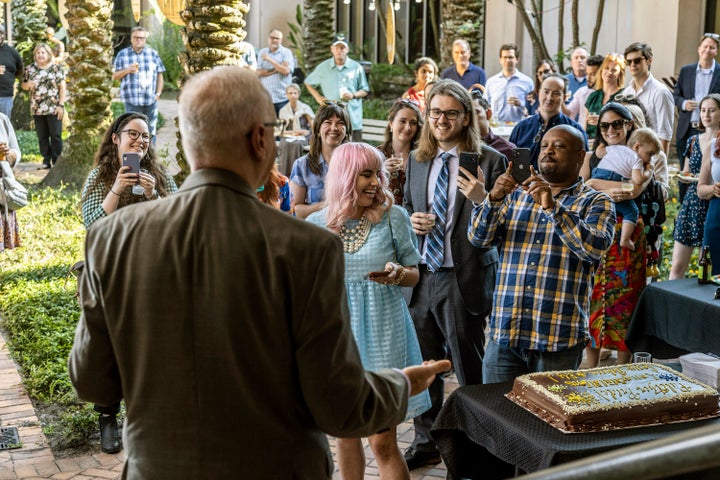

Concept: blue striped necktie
[[426, 152, 451, 272]]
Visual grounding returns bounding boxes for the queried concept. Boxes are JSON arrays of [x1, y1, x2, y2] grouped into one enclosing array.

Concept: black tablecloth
[[431, 382, 720, 480], [626, 278, 720, 359]]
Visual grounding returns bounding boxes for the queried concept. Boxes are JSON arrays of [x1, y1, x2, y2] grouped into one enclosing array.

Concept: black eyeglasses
[[428, 108, 462, 120], [626, 57, 645, 66], [598, 119, 630, 132], [119, 129, 151, 143], [323, 100, 347, 108]]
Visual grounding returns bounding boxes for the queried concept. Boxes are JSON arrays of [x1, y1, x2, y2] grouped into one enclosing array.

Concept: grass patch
[[0, 185, 100, 453]]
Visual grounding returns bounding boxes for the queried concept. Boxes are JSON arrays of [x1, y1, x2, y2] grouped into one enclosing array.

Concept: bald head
[[179, 66, 276, 172], [548, 125, 585, 152]]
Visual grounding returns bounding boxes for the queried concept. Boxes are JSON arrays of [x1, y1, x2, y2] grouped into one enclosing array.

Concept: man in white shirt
[[622, 42, 674, 154], [484, 43, 534, 123], [564, 54, 603, 124]]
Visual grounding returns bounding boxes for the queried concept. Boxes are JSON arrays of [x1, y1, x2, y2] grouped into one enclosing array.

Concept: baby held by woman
[[591, 127, 662, 250]]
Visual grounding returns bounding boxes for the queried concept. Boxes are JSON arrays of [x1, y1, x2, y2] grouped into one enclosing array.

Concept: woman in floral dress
[[21, 43, 66, 169]]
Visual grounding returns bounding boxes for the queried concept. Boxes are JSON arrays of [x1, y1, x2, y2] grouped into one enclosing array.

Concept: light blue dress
[[307, 205, 431, 420]]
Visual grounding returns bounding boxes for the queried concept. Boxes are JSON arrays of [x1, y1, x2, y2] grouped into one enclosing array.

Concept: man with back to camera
[[68, 66, 450, 479], [509, 74, 588, 166], [0, 24, 23, 119], [674, 33, 720, 202], [623, 42, 674, 155], [467, 125, 615, 383], [256, 29, 294, 115], [565, 46, 589, 101], [440, 39, 487, 91], [484, 43, 534, 123], [112, 26, 165, 143], [402, 78, 508, 470], [305, 33, 369, 141]]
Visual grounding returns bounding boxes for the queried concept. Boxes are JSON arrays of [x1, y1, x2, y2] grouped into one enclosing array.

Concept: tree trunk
[[513, 0, 550, 62], [591, 0, 606, 55], [43, 0, 114, 189], [558, 0, 564, 70], [175, 0, 250, 182], [440, 0, 485, 69], [303, 0, 334, 72], [571, 0, 579, 51]]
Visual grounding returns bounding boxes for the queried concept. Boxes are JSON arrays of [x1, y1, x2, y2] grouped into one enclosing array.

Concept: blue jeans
[[0, 96, 13, 119], [125, 102, 159, 144], [482, 339, 587, 384], [591, 167, 639, 224]]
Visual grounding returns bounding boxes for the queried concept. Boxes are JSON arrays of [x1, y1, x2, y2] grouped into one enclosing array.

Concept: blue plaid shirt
[[468, 179, 615, 351], [114, 46, 166, 106]]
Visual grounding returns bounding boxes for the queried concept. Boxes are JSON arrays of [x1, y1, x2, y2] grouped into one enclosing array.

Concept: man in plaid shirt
[[112, 27, 165, 143], [467, 125, 615, 383]]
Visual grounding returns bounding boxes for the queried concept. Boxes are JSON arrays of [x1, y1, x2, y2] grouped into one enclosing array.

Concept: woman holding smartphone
[[307, 142, 431, 480], [80, 112, 177, 229], [79, 112, 177, 454]]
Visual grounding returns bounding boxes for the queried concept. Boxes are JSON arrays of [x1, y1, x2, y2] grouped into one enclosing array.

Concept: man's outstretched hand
[[403, 359, 453, 396]]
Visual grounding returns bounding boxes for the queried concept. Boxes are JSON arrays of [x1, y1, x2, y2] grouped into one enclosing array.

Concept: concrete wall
[[484, 0, 705, 82], [244, 1, 303, 50]]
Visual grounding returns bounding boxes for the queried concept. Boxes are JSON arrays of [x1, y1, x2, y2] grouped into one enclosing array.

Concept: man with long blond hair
[[402, 78, 508, 470]]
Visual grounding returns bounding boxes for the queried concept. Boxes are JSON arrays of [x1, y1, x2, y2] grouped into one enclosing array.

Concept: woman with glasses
[[290, 102, 351, 219], [379, 99, 423, 205], [307, 142, 429, 480], [584, 53, 626, 141], [581, 102, 650, 368], [402, 57, 438, 113], [672, 94, 720, 278], [81, 112, 177, 229], [79, 112, 177, 453], [20, 43, 66, 170], [526, 59, 556, 116]]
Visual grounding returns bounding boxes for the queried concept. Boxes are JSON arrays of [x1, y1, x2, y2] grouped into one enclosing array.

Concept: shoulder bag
[[0, 160, 28, 213]]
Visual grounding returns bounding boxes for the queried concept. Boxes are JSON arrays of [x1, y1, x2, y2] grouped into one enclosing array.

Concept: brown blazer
[[69, 168, 408, 479]]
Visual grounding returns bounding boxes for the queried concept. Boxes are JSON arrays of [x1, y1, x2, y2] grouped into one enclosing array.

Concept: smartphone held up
[[122, 152, 144, 195], [510, 148, 532, 184]]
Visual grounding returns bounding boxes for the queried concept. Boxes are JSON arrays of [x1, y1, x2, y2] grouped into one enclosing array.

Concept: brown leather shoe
[[99, 414, 122, 454]]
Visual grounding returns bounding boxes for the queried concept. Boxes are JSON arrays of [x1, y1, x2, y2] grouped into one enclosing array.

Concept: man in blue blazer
[[402, 79, 508, 470], [673, 33, 720, 201]]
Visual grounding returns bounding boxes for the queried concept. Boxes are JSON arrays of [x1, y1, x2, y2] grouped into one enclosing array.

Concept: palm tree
[[43, 0, 114, 189], [303, 0, 334, 71], [440, 0, 485, 67], [174, 0, 251, 180]]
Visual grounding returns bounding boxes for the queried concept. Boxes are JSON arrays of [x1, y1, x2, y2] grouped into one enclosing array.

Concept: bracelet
[[394, 266, 406, 285], [109, 189, 120, 196]]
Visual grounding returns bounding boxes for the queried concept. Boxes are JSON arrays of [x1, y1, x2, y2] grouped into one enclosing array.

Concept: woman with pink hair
[[307, 142, 430, 479]]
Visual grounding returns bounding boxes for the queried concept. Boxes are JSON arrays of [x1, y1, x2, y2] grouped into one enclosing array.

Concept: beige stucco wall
[[245, 2, 303, 50], [484, 0, 705, 81]]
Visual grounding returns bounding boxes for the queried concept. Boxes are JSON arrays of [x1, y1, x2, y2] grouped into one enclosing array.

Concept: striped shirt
[[468, 179, 615, 351]]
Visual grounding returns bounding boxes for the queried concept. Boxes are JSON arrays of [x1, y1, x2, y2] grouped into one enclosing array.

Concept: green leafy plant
[[286, 5, 305, 72], [147, 20, 183, 91]]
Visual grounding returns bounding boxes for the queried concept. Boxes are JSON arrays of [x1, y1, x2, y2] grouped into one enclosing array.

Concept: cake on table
[[506, 363, 720, 433]]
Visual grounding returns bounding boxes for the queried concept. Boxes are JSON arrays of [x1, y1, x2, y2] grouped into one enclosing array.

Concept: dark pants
[[273, 99, 289, 117], [34, 114, 63, 167], [676, 128, 701, 204], [94, 402, 120, 415], [408, 267, 486, 453]]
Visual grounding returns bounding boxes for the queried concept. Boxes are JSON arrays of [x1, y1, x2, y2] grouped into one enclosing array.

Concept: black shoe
[[99, 414, 122, 454], [404, 447, 441, 470]]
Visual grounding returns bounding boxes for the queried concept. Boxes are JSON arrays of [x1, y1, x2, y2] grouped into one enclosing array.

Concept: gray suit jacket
[[69, 169, 408, 479], [403, 145, 508, 315]]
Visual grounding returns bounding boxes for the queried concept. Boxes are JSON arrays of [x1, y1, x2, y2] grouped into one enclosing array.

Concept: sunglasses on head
[[704, 33, 720, 40], [539, 68, 553, 75], [598, 119, 629, 131]]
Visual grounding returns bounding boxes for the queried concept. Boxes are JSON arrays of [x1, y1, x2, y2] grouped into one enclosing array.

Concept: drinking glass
[[621, 178, 634, 192], [633, 351, 652, 363], [132, 168, 148, 195]]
